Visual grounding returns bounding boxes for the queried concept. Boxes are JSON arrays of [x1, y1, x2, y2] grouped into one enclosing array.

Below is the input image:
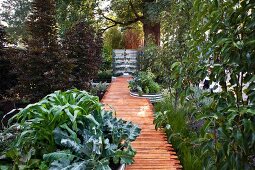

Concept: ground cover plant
[[0, 89, 141, 169]]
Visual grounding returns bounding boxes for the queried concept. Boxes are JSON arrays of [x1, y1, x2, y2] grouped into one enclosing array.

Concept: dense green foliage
[[154, 88, 212, 169], [0, 0, 97, 41], [97, 70, 113, 80], [56, 0, 97, 37], [189, 0, 255, 168], [129, 70, 160, 95], [1, 0, 254, 169], [1, 89, 140, 169], [152, 0, 255, 169], [63, 21, 103, 90]]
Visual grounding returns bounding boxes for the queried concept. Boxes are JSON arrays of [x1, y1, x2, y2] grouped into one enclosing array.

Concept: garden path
[[102, 76, 182, 170]]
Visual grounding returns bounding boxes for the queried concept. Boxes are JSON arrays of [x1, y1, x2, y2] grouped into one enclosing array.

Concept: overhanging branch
[[102, 14, 124, 25], [100, 23, 118, 33], [97, 2, 144, 33], [100, 14, 144, 33], [102, 14, 143, 26]]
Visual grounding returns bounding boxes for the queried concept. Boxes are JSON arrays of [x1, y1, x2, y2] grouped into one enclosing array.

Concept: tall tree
[[0, 0, 31, 43], [0, 0, 97, 41], [15, 0, 72, 101], [1, 0, 170, 46], [99, 0, 170, 46]]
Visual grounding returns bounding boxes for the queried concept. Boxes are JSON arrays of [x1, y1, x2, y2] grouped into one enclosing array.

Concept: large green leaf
[[43, 151, 75, 162]]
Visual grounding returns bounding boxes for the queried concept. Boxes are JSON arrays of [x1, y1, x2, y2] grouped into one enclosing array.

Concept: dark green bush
[[97, 70, 113, 80]]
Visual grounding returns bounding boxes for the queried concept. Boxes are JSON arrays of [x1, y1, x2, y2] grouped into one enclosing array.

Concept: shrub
[[102, 27, 124, 71], [63, 21, 103, 90], [129, 70, 160, 95], [103, 27, 124, 50], [97, 70, 113, 80]]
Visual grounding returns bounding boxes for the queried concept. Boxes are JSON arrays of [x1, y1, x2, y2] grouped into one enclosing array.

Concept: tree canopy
[[1, 0, 171, 45]]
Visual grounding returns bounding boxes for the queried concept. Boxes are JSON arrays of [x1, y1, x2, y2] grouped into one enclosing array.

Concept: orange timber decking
[[102, 76, 182, 170]]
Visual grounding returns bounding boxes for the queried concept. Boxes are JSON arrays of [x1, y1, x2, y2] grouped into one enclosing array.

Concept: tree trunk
[[142, 0, 160, 46], [143, 21, 160, 46]]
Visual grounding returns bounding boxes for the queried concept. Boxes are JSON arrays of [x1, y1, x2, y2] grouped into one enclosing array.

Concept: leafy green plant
[[129, 70, 160, 95], [151, 0, 255, 169], [44, 110, 140, 169], [97, 70, 113, 80], [189, 0, 255, 169], [154, 93, 204, 170], [1, 89, 101, 168], [90, 82, 109, 100], [1, 89, 140, 169]]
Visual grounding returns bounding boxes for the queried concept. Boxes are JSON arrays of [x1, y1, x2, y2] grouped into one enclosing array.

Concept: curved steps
[[102, 76, 182, 170]]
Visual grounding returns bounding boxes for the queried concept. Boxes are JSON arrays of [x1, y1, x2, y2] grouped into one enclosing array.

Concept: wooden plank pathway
[[102, 76, 182, 170]]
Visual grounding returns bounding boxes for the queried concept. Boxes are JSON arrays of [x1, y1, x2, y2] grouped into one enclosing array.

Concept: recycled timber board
[[102, 76, 182, 170]]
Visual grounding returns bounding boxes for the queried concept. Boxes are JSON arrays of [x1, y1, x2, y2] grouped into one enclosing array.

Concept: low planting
[[0, 89, 141, 169], [96, 70, 113, 82], [154, 88, 208, 169], [128, 70, 160, 96], [154, 87, 255, 169], [90, 82, 109, 100]]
